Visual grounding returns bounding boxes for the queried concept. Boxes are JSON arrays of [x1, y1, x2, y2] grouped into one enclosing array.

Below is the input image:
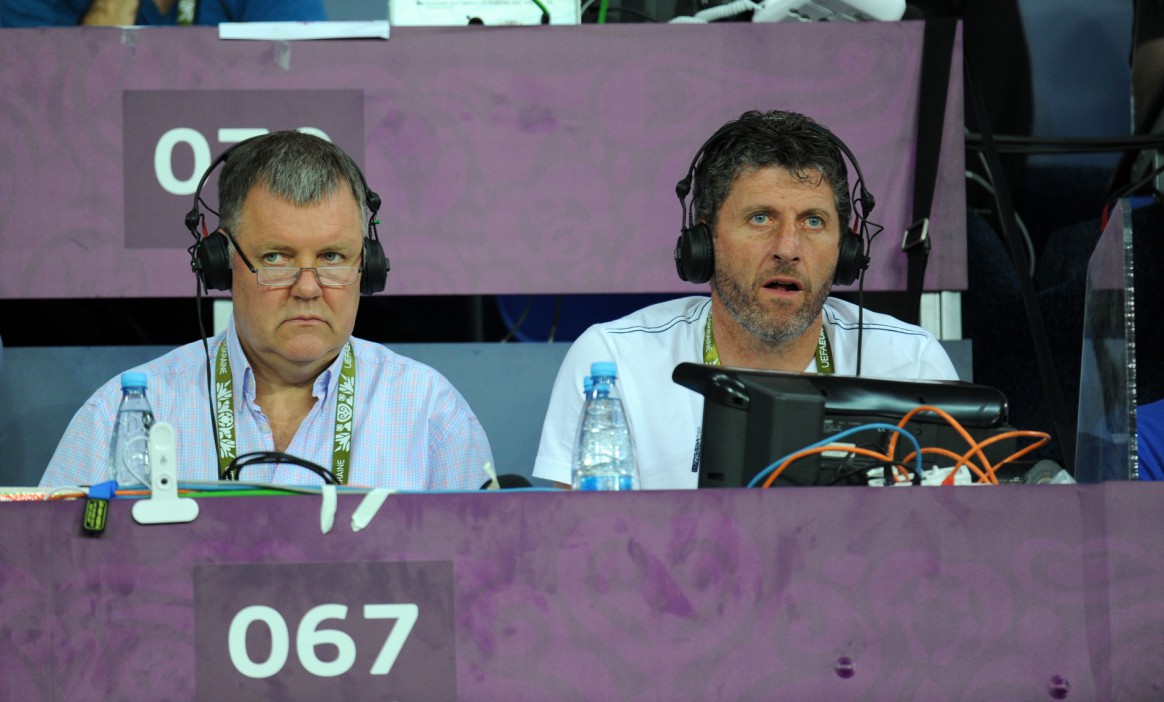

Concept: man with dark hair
[[532, 109, 958, 489], [41, 131, 493, 489]]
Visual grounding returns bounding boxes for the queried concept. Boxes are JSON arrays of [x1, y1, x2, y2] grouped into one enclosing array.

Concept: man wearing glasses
[[40, 131, 493, 489]]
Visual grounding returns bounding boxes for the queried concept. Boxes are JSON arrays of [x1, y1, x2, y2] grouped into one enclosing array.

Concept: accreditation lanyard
[[176, 0, 196, 24], [702, 312, 834, 374], [214, 340, 356, 484]]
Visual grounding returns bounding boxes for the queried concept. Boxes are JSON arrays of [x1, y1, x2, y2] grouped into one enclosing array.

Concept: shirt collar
[[222, 316, 345, 405]]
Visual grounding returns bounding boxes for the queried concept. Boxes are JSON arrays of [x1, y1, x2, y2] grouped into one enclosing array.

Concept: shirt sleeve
[[1, 0, 87, 26], [532, 325, 617, 485], [40, 380, 120, 486], [424, 380, 494, 491], [918, 336, 961, 381], [1138, 399, 1164, 481]]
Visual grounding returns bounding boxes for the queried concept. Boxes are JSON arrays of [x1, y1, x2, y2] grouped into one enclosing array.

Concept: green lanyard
[[702, 311, 834, 374], [214, 340, 356, 484], [177, 0, 196, 24]]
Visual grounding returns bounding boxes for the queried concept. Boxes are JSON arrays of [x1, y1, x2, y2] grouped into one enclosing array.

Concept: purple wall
[[2, 483, 1163, 700], [0, 23, 965, 299]]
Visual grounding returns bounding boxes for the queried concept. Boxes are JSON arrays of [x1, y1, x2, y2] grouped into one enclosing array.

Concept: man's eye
[[321, 252, 345, 264], [805, 215, 824, 228], [750, 213, 770, 225], [260, 252, 286, 265]]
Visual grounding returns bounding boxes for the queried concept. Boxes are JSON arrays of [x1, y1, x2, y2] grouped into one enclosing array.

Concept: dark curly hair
[[691, 110, 852, 233]]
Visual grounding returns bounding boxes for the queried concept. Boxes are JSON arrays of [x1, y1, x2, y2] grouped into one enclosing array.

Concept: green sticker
[[83, 498, 108, 534]]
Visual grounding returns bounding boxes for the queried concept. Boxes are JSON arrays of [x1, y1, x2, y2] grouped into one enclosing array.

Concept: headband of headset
[[183, 132, 389, 295], [673, 114, 875, 286]]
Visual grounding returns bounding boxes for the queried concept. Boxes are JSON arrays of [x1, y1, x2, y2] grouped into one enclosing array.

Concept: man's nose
[[290, 267, 324, 296], [769, 221, 802, 262]]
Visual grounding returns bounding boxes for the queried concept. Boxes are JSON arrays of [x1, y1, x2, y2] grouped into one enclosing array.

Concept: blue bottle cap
[[583, 376, 594, 393], [590, 361, 617, 378], [120, 371, 148, 389]]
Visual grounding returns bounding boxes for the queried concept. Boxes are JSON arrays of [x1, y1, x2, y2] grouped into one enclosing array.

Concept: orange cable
[[940, 431, 1051, 485], [760, 445, 901, 488], [888, 405, 998, 484], [957, 431, 1051, 480], [901, 446, 993, 484]]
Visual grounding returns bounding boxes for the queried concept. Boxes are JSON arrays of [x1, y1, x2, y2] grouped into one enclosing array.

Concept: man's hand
[[81, 0, 143, 25]]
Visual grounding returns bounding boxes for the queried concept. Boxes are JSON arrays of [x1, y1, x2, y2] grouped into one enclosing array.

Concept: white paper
[[218, 20, 389, 41]]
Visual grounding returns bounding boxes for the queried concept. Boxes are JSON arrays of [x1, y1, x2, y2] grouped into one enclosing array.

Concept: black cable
[[1108, 159, 1164, 205], [832, 438, 899, 487], [546, 294, 563, 343], [965, 55, 1077, 474], [965, 133, 1164, 155], [852, 184, 883, 378], [498, 295, 534, 343], [827, 461, 913, 487], [582, 5, 658, 22], [193, 275, 225, 478], [224, 451, 338, 485]]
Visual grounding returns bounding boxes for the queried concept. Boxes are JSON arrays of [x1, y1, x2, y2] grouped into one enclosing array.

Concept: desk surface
[[2, 483, 1161, 700]]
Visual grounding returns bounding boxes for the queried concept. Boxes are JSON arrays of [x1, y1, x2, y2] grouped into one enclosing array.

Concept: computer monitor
[[672, 362, 1017, 488]]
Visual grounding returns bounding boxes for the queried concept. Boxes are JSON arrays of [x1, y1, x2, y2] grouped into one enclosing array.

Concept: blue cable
[[746, 422, 924, 488]]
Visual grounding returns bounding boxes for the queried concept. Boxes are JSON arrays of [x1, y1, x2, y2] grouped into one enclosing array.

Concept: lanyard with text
[[214, 340, 356, 484], [177, 0, 196, 24], [702, 312, 834, 374]]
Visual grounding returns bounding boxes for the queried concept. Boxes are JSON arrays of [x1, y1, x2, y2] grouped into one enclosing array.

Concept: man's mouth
[[762, 277, 804, 293]]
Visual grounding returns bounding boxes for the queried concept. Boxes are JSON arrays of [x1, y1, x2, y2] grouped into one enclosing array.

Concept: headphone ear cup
[[675, 223, 714, 284], [834, 229, 869, 286], [360, 237, 389, 296], [192, 231, 233, 291]]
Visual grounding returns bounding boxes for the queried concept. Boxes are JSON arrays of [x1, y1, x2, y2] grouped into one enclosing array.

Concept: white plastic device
[[389, 0, 580, 27], [131, 421, 200, 525], [752, 0, 905, 23]]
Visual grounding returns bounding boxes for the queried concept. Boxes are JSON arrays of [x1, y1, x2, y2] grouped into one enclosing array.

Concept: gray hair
[[218, 131, 367, 236]]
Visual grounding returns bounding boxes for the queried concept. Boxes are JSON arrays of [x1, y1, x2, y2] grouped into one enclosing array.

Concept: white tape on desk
[[320, 484, 337, 534], [351, 488, 394, 532]]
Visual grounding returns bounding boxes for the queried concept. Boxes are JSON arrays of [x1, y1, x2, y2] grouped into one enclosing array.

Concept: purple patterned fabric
[[0, 23, 965, 299], [2, 483, 1162, 700]]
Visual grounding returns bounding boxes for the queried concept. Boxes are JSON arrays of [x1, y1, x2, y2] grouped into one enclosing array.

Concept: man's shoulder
[[822, 298, 933, 339], [595, 296, 711, 337], [124, 340, 213, 381], [76, 339, 209, 407], [349, 337, 451, 385]]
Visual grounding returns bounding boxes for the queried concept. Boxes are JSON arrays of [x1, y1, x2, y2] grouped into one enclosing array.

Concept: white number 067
[[227, 603, 419, 679]]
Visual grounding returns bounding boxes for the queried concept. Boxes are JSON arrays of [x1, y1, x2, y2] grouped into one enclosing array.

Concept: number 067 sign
[[194, 561, 456, 701]]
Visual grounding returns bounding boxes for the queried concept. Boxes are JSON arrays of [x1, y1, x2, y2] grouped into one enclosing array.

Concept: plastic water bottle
[[109, 371, 154, 486], [572, 361, 639, 491]]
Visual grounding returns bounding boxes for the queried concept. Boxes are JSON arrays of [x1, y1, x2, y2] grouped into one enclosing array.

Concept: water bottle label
[[577, 474, 636, 491]]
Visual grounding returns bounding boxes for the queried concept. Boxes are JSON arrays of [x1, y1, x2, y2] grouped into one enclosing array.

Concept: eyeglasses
[[223, 230, 363, 288]]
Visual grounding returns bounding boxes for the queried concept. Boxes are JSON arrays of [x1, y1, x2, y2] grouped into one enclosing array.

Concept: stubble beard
[[712, 262, 833, 345]]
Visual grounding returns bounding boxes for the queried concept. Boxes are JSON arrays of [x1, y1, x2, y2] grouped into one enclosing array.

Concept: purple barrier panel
[[0, 23, 965, 300], [2, 483, 1163, 701]]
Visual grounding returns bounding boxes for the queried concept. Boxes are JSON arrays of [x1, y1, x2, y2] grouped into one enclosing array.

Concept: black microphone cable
[[189, 249, 226, 478], [223, 451, 339, 485]]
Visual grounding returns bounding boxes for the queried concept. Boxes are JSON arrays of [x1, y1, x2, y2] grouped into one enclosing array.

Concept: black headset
[[673, 116, 875, 287], [184, 133, 389, 296]]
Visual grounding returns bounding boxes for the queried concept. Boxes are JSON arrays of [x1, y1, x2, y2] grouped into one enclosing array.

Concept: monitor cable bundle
[[747, 409, 1052, 488]]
